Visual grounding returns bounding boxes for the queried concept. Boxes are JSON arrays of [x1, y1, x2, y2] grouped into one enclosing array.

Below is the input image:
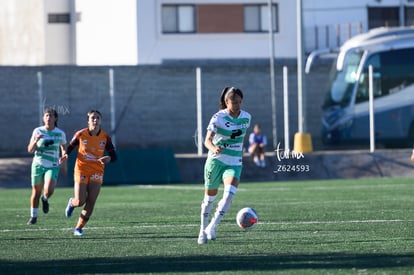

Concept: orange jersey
[[68, 128, 116, 176]]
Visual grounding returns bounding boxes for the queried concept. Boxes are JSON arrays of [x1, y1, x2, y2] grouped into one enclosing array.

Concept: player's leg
[[198, 159, 221, 244], [74, 181, 101, 236], [41, 167, 58, 214], [200, 189, 218, 230], [198, 190, 217, 244], [198, 189, 218, 244], [205, 166, 241, 240], [66, 173, 88, 218], [205, 181, 238, 240], [28, 184, 43, 225], [71, 181, 88, 207], [28, 163, 45, 224]]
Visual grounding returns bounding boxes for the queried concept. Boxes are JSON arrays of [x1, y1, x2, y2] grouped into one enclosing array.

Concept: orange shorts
[[74, 171, 104, 184]]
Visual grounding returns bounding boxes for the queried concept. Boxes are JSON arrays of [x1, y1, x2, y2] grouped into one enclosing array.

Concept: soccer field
[[1, 178, 413, 274]]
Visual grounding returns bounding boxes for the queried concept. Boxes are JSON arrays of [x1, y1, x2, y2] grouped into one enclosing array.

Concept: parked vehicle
[[307, 27, 414, 147]]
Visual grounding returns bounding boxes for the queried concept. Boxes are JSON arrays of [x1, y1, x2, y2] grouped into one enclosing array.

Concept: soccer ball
[[236, 207, 258, 229]]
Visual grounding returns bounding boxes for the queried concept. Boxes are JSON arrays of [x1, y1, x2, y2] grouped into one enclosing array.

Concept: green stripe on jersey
[[223, 116, 250, 125], [221, 148, 243, 157]]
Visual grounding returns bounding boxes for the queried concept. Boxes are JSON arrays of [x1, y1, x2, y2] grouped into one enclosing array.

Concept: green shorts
[[204, 158, 242, 190], [31, 162, 60, 186]]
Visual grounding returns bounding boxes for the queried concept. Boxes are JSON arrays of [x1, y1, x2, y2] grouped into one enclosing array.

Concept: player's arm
[[27, 134, 43, 153], [60, 132, 68, 156], [59, 133, 80, 162], [106, 136, 117, 162], [60, 143, 67, 157], [98, 136, 117, 164], [204, 130, 221, 154]]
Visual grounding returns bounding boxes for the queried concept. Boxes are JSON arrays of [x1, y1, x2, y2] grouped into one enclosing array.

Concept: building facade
[[1, 0, 414, 65]]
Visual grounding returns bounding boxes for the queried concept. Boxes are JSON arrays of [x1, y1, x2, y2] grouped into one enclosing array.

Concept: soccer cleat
[[197, 230, 207, 244], [27, 217, 37, 225], [73, 228, 83, 236], [65, 198, 75, 218], [206, 228, 216, 241], [41, 196, 49, 214]]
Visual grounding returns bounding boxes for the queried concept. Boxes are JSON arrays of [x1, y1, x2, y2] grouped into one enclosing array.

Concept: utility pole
[[268, 0, 277, 149], [293, 0, 313, 153]]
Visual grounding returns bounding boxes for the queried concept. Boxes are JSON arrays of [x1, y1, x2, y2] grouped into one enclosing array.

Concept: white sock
[[31, 208, 38, 218], [207, 185, 237, 230], [200, 194, 216, 230]]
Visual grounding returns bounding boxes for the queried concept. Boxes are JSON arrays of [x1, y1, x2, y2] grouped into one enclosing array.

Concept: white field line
[[132, 183, 413, 192], [1, 219, 413, 233]]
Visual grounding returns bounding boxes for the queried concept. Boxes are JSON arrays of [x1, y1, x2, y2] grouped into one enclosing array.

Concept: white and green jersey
[[206, 109, 251, 166], [30, 126, 67, 168]]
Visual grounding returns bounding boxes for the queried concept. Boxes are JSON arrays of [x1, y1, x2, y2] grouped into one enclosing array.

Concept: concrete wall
[[176, 149, 414, 183], [0, 60, 330, 156], [2, 149, 414, 187]]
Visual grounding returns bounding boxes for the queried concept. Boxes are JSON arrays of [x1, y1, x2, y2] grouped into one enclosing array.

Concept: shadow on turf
[[1, 253, 414, 273]]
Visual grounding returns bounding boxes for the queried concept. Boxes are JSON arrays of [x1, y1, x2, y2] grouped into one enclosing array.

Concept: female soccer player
[[60, 110, 117, 236], [198, 86, 251, 244], [27, 107, 67, 225]]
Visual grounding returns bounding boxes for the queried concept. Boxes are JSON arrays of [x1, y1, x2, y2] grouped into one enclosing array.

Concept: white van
[[308, 27, 414, 147]]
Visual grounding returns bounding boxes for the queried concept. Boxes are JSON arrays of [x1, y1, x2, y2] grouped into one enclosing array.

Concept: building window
[[244, 4, 278, 32], [406, 7, 414, 26], [48, 13, 71, 24], [162, 5, 195, 33], [161, 3, 278, 34], [368, 7, 399, 29]]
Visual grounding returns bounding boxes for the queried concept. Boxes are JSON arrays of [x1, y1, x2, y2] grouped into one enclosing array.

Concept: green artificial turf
[[0, 178, 413, 274]]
